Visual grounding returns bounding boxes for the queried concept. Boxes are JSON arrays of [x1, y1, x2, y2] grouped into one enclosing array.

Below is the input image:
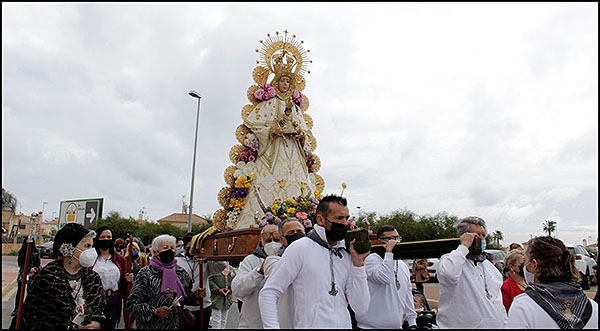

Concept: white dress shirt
[[507, 292, 598, 329], [259, 224, 370, 329], [231, 252, 266, 329], [437, 244, 507, 329], [176, 256, 224, 311], [356, 252, 417, 328], [93, 254, 120, 291]]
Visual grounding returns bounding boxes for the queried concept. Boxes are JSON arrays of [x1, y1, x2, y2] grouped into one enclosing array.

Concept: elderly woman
[[126, 234, 201, 329], [507, 236, 598, 328], [501, 249, 527, 312], [21, 223, 106, 329]]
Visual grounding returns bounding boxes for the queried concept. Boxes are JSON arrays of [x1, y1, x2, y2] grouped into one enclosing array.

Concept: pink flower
[[303, 219, 312, 228], [296, 212, 308, 220], [254, 84, 277, 101], [292, 90, 304, 107], [247, 154, 256, 162]]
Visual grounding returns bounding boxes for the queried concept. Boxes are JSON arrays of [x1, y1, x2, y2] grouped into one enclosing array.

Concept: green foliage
[[542, 220, 557, 236], [88, 210, 212, 245], [2, 187, 18, 212], [366, 209, 459, 242]]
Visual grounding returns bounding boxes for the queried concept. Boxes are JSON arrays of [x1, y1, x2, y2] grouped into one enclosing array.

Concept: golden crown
[[255, 30, 311, 77]]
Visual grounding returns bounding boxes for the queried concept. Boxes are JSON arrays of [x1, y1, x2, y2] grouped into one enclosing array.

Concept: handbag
[[179, 307, 196, 329]]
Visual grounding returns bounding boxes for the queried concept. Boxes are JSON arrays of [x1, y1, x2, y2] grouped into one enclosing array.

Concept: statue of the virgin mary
[[213, 31, 324, 231]]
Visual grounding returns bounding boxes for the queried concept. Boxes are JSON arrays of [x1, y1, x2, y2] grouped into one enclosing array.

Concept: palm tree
[[542, 220, 557, 237], [493, 230, 504, 247], [2, 187, 18, 212]]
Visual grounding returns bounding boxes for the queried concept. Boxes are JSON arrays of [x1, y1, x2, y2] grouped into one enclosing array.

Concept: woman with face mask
[[20, 223, 107, 329], [500, 248, 526, 312], [507, 236, 598, 329], [126, 234, 200, 329], [93, 226, 132, 329]]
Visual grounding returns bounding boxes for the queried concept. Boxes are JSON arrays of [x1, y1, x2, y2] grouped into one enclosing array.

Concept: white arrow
[[86, 208, 96, 222]]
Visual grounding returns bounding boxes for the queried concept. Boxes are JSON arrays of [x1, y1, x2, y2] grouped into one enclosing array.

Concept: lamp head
[[189, 90, 201, 99]]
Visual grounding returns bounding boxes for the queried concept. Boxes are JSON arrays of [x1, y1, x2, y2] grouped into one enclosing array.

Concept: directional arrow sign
[[86, 208, 96, 222]]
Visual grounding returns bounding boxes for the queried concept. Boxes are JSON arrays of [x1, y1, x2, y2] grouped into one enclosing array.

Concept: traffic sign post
[[58, 198, 104, 229]]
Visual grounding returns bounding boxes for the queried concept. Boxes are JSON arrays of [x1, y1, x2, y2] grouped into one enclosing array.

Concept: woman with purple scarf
[[126, 234, 199, 329]]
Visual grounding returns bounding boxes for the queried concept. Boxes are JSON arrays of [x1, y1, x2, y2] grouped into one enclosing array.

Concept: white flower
[[234, 161, 256, 178]]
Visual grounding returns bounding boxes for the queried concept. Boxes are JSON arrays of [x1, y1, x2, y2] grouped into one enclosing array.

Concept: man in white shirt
[[260, 217, 306, 328], [355, 225, 417, 329], [176, 232, 225, 329], [436, 216, 507, 329], [231, 224, 280, 329], [259, 194, 371, 329]]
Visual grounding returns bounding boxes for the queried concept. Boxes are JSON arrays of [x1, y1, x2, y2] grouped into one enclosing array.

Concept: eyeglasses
[[380, 236, 401, 241]]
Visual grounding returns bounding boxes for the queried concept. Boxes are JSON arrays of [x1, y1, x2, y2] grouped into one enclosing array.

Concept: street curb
[[2, 277, 17, 295]]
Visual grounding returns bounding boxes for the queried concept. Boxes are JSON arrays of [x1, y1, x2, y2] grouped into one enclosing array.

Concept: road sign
[[58, 198, 104, 229]]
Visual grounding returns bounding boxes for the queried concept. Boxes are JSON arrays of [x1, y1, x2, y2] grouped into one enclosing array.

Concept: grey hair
[[278, 217, 304, 236], [260, 224, 278, 236], [456, 216, 487, 236], [152, 234, 176, 252]]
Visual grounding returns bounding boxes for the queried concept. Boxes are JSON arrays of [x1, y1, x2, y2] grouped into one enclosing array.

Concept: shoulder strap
[[306, 230, 343, 258]]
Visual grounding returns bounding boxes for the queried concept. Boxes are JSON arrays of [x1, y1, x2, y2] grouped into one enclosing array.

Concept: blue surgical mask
[[480, 240, 486, 252], [132, 249, 138, 256]]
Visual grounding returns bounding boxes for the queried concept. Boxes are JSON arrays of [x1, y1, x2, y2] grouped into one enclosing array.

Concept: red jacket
[[501, 275, 524, 312]]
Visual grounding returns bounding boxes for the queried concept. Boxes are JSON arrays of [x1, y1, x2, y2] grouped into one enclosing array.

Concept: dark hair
[[526, 236, 580, 283], [316, 194, 347, 218], [53, 223, 93, 258], [182, 232, 195, 246], [94, 226, 116, 256], [377, 225, 397, 238]]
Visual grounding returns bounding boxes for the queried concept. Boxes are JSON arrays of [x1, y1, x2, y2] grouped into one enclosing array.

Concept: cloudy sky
[[2, 2, 597, 247]]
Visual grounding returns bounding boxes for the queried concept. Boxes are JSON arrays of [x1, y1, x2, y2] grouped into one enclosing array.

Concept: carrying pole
[[15, 213, 37, 329]]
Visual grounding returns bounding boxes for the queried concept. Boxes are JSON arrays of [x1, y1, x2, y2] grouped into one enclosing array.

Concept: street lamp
[[187, 90, 202, 233]]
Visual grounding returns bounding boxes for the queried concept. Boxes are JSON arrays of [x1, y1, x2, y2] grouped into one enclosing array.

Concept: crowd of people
[[9, 194, 598, 329]]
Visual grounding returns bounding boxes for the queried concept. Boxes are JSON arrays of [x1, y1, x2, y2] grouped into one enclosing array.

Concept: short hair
[[525, 236, 580, 283], [260, 224, 278, 236], [509, 242, 522, 250], [316, 194, 347, 218], [182, 232, 195, 246], [278, 217, 305, 236], [151, 234, 176, 252], [376, 225, 397, 238], [502, 248, 525, 275], [455, 216, 487, 236]]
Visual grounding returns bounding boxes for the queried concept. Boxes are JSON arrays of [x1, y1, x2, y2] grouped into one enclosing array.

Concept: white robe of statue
[[235, 96, 316, 228]]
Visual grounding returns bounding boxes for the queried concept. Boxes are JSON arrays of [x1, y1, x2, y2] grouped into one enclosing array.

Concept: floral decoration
[[292, 90, 304, 107], [254, 84, 277, 101], [304, 149, 316, 173], [243, 133, 259, 152], [59, 243, 75, 257], [262, 183, 319, 228]]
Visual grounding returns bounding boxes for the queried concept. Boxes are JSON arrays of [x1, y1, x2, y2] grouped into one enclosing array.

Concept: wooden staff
[[16, 213, 37, 329], [123, 234, 134, 329]]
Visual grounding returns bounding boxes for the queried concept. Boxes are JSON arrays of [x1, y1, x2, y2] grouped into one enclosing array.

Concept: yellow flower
[[287, 207, 296, 215], [342, 182, 347, 189], [248, 172, 256, 181], [315, 190, 322, 200], [271, 204, 280, 213], [234, 176, 248, 189], [286, 198, 294, 205]]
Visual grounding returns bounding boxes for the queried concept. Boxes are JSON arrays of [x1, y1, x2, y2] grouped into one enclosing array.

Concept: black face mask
[[159, 249, 175, 263], [517, 264, 525, 277], [119, 245, 127, 250], [185, 249, 194, 259], [285, 232, 305, 246], [97, 239, 113, 251], [324, 218, 348, 242]]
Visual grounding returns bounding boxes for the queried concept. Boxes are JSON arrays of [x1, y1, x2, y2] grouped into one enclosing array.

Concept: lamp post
[[187, 90, 202, 233]]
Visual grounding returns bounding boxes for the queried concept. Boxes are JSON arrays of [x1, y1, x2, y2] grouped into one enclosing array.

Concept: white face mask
[[75, 247, 98, 267], [264, 241, 283, 256], [524, 261, 536, 284]]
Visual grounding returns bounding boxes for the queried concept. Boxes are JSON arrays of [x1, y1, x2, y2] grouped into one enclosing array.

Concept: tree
[[493, 230, 503, 247], [542, 220, 557, 237], [2, 187, 18, 212]]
